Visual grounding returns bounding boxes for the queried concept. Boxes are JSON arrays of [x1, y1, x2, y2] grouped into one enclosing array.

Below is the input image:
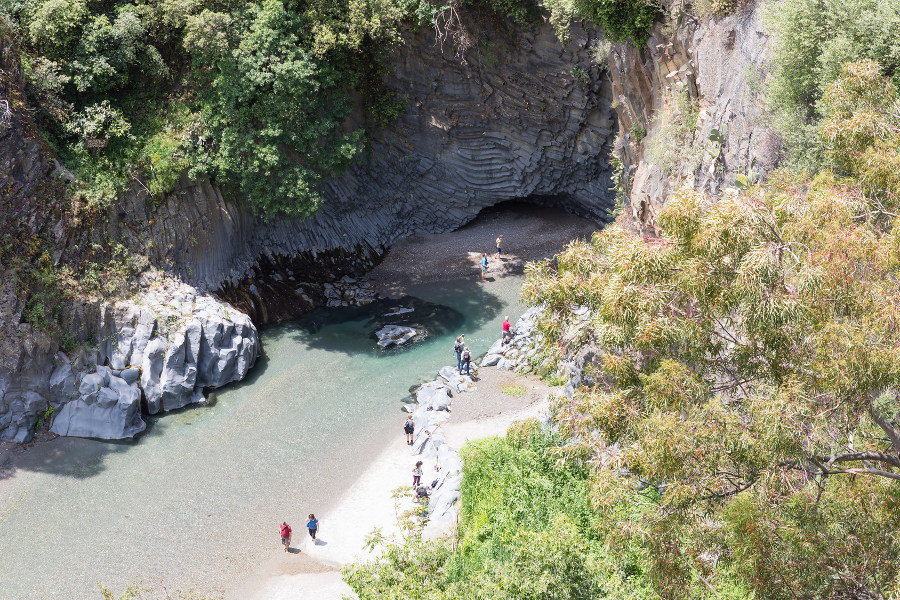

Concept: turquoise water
[[0, 274, 525, 599]]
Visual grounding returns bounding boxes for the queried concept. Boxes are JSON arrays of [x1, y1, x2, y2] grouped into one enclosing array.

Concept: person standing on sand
[[404, 413, 415, 445], [306, 514, 319, 544], [280, 521, 292, 552], [481, 253, 488, 281], [495, 235, 503, 258], [413, 461, 423, 487], [462, 346, 472, 376]]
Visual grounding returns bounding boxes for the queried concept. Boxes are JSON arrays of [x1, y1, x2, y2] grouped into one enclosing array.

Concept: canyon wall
[[609, 2, 778, 230], [113, 19, 618, 320], [0, 3, 781, 442]]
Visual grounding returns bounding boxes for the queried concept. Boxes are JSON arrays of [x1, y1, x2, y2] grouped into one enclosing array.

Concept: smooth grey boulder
[[429, 473, 462, 522], [48, 353, 77, 408], [50, 366, 145, 439], [416, 381, 452, 411], [376, 325, 418, 348], [497, 358, 516, 371], [438, 366, 477, 393], [480, 353, 502, 367]]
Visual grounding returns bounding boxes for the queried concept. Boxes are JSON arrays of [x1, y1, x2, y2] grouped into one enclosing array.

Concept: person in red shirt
[[280, 521, 292, 552], [502, 316, 512, 345]]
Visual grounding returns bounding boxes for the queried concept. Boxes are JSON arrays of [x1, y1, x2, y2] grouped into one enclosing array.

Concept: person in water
[[481, 253, 488, 281], [280, 521, 292, 552], [413, 461, 423, 487], [462, 346, 472, 376], [404, 413, 415, 445], [495, 234, 503, 258], [306, 514, 319, 544], [454, 335, 464, 372]]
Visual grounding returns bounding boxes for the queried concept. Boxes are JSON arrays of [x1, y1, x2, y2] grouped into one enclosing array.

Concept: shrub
[[763, 0, 900, 171]]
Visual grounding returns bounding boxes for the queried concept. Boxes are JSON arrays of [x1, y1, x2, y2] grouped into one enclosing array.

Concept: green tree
[[523, 168, 900, 598], [190, 0, 364, 218]]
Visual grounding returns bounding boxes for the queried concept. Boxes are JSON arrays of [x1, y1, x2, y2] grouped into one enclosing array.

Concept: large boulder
[[50, 366, 145, 439]]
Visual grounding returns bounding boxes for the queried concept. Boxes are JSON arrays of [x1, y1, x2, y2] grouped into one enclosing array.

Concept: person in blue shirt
[[481, 253, 488, 281], [306, 513, 319, 544]]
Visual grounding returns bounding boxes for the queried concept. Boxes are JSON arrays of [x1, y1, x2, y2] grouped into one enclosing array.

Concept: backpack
[[454, 341, 463, 353], [463, 351, 471, 362]]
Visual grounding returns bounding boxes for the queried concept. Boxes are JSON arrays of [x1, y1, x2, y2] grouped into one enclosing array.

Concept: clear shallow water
[[0, 274, 525, 600]]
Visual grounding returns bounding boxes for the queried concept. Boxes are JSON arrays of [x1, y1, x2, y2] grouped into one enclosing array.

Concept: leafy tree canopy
[[521, 63, 900, 600]]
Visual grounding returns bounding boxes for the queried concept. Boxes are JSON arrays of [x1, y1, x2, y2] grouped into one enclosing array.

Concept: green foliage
[[820, 60, 900, 201], [188, 0, 363, 218], [522, 168, 900, 597], [763, 0, 900, 172], [500, 381, 526, 397], [34, 405, 54, 430], [646, 84, 701, 176], [629, 122, 646, 143], [343, 424, 655, 599], [544, 0, 659, 45]]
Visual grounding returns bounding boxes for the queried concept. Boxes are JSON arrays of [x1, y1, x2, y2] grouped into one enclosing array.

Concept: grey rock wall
[[609, 2, 778, 230], [117, 20, 618, 295]]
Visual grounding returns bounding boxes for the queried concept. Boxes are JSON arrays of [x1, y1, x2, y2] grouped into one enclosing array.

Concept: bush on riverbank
[[343, 419, 655, 599]]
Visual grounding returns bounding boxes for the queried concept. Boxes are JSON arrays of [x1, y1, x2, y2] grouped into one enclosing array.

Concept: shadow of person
[[313, 539, 328, 546], [485, 277, 496, 282], [288, 547, 302, 554]]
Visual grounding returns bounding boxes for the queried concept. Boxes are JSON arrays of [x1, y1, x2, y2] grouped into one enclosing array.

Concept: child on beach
[[495, 235, 503, 258], [404, 413, 415, 445], [481, 253, 488, 281], [306, 514, 319, 543], [413, 461, 423, 487], [280, 521, 292, 552]]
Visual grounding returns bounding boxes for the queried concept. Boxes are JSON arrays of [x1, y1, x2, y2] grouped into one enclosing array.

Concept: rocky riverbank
[[235, 315, 552, 600]]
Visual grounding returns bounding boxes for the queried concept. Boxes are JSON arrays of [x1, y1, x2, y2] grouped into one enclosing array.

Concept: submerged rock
[[376, 325, 418, 348]]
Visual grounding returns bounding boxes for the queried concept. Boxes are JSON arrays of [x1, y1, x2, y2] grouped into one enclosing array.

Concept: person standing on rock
[[306, 514, 319, 544], [454, 335, 465, 372], [481, 253, 488, 281], [404, 413, 415, 445], [413, 461, 424, 487], [502, 316, 512, 345], [280, 521, 292, 552], [495, 235, 503, 258], [462, 346, 472, 376]]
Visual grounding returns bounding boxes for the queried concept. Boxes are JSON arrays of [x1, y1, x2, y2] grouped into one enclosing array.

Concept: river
[[0, 274, 527, 599]]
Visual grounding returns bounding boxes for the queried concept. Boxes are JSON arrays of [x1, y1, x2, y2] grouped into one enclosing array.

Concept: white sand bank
[[233, 371, 550, 600]]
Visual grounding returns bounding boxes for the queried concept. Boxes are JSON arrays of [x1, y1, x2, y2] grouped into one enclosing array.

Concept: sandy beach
[[229, 204, 593, 599], [231, 367, 553, 600]]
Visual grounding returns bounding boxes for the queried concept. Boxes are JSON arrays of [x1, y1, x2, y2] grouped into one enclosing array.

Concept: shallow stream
[[0, 275, 526, 599]]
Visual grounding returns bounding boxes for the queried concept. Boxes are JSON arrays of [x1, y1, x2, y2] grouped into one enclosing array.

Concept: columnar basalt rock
[[112, 20, 618, 321], [608, 3, 778, 231]]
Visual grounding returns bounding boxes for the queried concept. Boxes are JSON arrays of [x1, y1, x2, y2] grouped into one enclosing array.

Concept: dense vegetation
[[344, 420, 656, 600], [764, 0, 900, 171], [346, 60, 900, 600], [1, 0, 659, 219]]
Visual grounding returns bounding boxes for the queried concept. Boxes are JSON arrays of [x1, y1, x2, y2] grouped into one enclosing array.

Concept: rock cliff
[[609, 2, 778, 230], [0, 26, 259, 442], [112, 19, 618, 321]]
